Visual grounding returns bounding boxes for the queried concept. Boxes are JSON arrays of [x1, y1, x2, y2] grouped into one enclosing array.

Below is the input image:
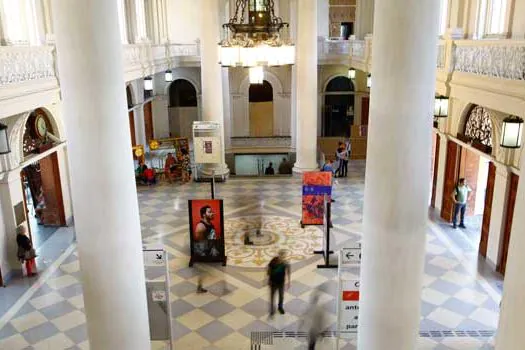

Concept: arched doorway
[[249, 80, 273, 137], [323, 76, 355, 137], [126, 85, 136, 146], [168, 79, 198, 138], [20, 109, 66, 249]]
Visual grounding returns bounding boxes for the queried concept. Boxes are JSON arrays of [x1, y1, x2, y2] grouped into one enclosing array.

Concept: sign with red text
[[339, 279, 360, 338]]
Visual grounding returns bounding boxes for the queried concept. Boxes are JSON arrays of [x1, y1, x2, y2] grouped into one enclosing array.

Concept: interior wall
[[169, 107, 199, 139], [166, 0, 201, 43], [152, 95, 169, 139]]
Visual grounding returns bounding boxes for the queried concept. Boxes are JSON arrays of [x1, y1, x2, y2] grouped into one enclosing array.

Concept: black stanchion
[[314, 196, 337, 269]]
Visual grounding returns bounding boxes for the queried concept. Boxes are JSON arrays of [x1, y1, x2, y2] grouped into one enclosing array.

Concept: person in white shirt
[[451, 178, 472, 229]]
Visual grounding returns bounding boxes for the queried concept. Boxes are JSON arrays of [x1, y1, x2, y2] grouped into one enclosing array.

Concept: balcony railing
[[0, 46, 56, 85], [231, 136, 292, 149]]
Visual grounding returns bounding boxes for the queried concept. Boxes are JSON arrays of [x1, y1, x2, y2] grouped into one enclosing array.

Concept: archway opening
[[323, 76, 354, 137], [20, 109, 66, 251], [249, 80, 273, 137], [168, 79, 198, 138]]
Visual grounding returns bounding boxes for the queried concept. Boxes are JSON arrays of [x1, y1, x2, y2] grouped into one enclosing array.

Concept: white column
[[290, 0, 298, 152], [51, 1, 150, 349], [496, 147, 525, 348], [199, 0, 229, 176], [293, 0, 318, 172], [117, 0, 129, 43], [317, 0, 329, 38], [0, 0, 29, 45], [358, 0, 439, 349], [355, 0, 375, 39], [42, 0, 55, 43], [135, 0, 148, 42]]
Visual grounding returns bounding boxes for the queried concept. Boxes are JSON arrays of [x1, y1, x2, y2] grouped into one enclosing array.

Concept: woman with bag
[[16, 225, 37, 277]]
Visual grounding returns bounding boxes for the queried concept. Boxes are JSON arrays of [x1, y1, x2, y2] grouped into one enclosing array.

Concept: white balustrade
[[0, 46, 55, 85]]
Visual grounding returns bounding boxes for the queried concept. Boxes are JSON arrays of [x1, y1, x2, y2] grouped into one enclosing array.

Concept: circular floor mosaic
[[224, 215, 323, 268]]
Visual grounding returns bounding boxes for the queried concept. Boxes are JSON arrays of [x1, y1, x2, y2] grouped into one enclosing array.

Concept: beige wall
[[169, 107, 199, 139], [249, 102, 274, 137]]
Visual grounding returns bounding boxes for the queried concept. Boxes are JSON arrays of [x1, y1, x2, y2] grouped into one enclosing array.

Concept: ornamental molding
[[231, 137, 291, 148], [453, 44, 525, 81], [0, 46, 55, 86]]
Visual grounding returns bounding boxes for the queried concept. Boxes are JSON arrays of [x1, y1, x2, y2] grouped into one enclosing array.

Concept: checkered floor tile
[[0, 161, 502, 349]]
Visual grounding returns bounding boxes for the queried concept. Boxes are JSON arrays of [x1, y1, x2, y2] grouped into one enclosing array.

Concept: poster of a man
[[188, 199, 226, 264]]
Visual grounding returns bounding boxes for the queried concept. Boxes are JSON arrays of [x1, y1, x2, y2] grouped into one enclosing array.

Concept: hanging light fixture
[[249, 66, 264, 84], [0, 123, 10, 155], [501, 116, 524, 149], [144, 76, 153, 91], [219, 0, 294, 68], [366, 74, 372, 88], [165, 70, 173, 82], [434, 95, 449, 118], [348, 68, 356, 80]]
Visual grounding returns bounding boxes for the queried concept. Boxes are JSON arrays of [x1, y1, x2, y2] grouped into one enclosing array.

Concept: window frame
[[475, 0, 511, 39]]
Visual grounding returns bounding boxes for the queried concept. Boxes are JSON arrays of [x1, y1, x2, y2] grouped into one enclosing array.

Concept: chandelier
[[219, 0, 295, 71]]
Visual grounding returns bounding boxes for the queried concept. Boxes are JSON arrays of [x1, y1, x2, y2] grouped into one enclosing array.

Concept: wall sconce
[[165, 70, 173, 82], [0, 123, 10, 155], [366, 74, 371, 88], [348, 68, 356, 80], [144, 76, 153, 91], [434, 95, 449, 118], [501, 116, 524, 149]]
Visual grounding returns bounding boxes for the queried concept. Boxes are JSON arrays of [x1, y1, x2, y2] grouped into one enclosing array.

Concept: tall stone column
[[317, 0, 329, 38], [355, 0, 375, 39], [496, 140, 525, 348], [51, 1, 151, 349], [199, 0, 229, 177], [358, 0, 440, 349], [293, 0, 319, 172]]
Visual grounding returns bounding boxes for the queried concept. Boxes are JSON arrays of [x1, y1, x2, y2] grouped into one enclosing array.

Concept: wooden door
[[129, 111, 136, 146], [143, 101, 154, 142], [39, 152, 66, 226], [479, 162, 496, 257], [441, 140, 460, 222], [431, 134, 441, 208], [361, 96, 369, 126], [497, 173, 519, 275]]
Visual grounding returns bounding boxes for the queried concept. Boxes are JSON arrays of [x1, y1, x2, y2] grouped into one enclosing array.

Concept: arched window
[[476, 0, 510, 38], [249, 81, 273, 103], [169, 80, 197, 107], [23, 109, 55, 156], [249, 80, 273, 137], [326, 76, 354, 92], [464, 106, 493, 148]]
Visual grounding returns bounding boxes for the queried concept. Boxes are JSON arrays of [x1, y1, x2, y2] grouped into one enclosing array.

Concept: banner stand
[[315, 195, 337, 269]]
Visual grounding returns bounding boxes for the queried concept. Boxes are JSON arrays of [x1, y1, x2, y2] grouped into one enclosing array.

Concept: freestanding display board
[[301, 171, 332, 226], [143, 244, 172, 349], [336, 244, 362, 348], [188, 199, 227, 266]]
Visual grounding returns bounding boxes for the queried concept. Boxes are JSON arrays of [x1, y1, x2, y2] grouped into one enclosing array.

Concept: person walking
[[267, 250, 290, 317], [451, 178, 471, 229], [16, 225, 37, 277], [302, 289, 326, 350]]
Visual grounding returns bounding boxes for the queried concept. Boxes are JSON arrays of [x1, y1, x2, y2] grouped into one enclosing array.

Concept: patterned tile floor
[[0, 161, 503, 349]]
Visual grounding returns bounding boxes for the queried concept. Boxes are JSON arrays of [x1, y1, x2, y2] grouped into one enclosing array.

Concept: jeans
[[269, 283, 284, 314], [453, 203, 466, 226], [341, 160, 348, 177]]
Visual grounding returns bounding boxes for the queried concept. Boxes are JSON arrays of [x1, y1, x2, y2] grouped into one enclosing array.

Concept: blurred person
[[16, 225, 37, 277], [265, 162, 275, 175], [302, 289, 326, 350], [267, 250, 291, 317], [451, 178, 471, 229], [278, 157, 292, 174], [164, 152, 178, 183], [180, 148, 191, 183]]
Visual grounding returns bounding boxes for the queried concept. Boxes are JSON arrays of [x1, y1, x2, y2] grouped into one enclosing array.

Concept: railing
[[230, 136, 292, 149], [318, 38, 351, 58], [453, 40, 525, 80], [351, 40, 366, 60], [0, 46, 56, 85]]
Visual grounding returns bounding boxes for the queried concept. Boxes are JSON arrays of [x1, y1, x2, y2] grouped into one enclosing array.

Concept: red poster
[[188, 199, 226, 264], [301, 172, 332, 225]]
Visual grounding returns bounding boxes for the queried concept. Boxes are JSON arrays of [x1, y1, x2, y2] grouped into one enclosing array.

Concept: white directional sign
[[339, 279, 360, 338], [340, 244, 362, 267], [143, 250, 165, 267]]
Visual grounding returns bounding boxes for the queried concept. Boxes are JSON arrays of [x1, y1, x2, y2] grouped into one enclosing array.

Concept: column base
[[292, 163, 319, 174]]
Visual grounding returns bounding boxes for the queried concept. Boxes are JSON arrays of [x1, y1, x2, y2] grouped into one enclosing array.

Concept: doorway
[[249, 80, 273, 137], [168, 79, 198, 138], [323, 76, 355, 137]]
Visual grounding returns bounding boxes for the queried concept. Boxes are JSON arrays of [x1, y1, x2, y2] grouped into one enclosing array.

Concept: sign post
[[314, 195, 337, 268], [336, 243, 361, 349], [143, 244, 172, 349]]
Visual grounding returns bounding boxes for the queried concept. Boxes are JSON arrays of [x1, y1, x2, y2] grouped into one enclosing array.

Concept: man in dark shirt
[[267, 250, 291, 317], [265, 162, 275, 175]]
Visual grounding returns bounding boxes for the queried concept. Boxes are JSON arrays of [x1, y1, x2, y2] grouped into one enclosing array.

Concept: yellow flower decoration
[[149, 139, 160, 150]]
